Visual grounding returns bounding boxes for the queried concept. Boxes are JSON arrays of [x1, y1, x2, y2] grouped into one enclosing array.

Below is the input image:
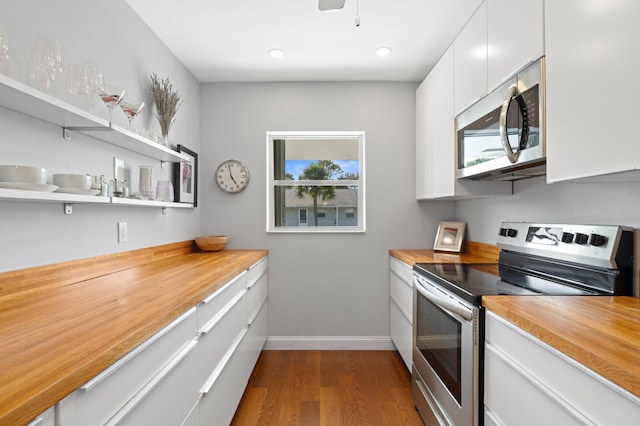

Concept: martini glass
[[98, 84, 126, 123], [119, 101, 145, 131]]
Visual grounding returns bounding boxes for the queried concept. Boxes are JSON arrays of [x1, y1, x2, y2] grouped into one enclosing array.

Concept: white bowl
[[0, 165, 47, 184], [52, 174, 92, 190]]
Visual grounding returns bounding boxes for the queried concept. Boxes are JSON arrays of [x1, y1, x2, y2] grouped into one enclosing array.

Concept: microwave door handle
[[414, 277, 473, 321], [499, 85, 522, 164]]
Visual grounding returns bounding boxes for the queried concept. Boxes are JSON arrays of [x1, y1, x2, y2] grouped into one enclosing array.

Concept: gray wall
[[200, 82, 455, 342], [457, 177, 640, 243], [0, 0, 201, 272]]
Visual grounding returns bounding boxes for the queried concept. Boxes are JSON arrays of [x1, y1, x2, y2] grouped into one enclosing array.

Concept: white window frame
[[266, 131, 366, 233]]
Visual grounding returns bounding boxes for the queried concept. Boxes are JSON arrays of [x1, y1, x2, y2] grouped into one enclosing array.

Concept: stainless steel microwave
[[456, 57, 546, 181]]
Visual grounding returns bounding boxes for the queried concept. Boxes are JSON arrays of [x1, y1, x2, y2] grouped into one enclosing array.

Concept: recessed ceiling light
[[269, 49, 284, 59], [376, 47, 392, 57]]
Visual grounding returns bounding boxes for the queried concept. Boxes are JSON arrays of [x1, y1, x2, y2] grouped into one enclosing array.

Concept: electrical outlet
[[117, 222, 128, 243]]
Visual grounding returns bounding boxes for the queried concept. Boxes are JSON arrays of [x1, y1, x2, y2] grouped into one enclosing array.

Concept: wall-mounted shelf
[[0, 74, 191, 163], [0, 188, 193, 211]]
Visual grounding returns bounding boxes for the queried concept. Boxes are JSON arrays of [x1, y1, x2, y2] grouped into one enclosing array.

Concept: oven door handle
[[414, 276, 473, 321]]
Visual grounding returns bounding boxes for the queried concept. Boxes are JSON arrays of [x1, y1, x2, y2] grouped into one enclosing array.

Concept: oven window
[[416, 294, 462, 404]]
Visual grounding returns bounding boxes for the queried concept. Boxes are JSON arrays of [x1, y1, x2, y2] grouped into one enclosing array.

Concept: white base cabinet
[[484, 311, 640, 426], [56, 257, 268, 426], [389, 257, 413, 370]]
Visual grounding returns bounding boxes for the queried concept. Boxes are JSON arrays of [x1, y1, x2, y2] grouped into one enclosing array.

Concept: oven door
[[412, 273, 480, 426]]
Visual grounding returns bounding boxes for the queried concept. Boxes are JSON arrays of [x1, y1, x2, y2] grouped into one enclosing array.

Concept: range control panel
[[496, 222, 633, 269]]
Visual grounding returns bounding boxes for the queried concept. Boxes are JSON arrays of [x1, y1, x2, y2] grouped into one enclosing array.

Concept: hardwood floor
[[231, 350, 424, 426]]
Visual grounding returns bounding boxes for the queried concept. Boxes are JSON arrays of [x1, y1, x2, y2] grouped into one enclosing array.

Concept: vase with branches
[[148, 73, 182, 146]]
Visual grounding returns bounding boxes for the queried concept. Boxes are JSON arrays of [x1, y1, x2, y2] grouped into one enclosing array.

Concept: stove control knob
[[574, 233, 589, 245], [589, 233, 607, 247], [507, 228, 518, 238], [499, 228, 508, 236], [561, 232, 574, 243]]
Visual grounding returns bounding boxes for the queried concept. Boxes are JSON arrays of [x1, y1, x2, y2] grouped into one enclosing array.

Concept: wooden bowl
[[195, 236, 228, 252]]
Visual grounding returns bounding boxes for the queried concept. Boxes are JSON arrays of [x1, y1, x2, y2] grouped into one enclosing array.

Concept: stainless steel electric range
[[411, 222, 634, 426]]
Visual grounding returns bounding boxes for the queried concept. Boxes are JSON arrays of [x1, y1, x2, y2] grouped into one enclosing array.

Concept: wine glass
[[0, 25, 9, 75], [28, 36, 62, 93], [119, 101, 145, 131], [81, 61, 103, 113], [98, 83, 126, 123]]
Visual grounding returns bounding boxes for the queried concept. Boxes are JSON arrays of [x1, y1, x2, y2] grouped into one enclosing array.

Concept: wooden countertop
[[390, 241, 501, 265], [483, 296, 640, 398], [0, 245, 267, 426]]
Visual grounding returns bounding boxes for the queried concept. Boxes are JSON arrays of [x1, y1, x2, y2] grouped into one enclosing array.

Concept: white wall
[[0, 0, 201, 272], [200, 82, 455, 344]]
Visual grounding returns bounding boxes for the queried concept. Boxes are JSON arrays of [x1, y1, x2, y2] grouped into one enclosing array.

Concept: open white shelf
[[0, 74, 191, 163], [0, 188, 193, 210]]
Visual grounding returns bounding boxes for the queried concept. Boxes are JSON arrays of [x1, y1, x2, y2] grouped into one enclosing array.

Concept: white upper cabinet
[[487, 0, 544, 91], [454, 2, 488, 114], [416, 46, 511, 200], [545, 0, 640, 183]]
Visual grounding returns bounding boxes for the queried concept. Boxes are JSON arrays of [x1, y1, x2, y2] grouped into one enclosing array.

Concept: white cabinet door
[[428, 46, 457, 198], [487, 0, 544, 91], [545, 0, 640, 182], [416, 45, 511, 200], [454, 2, 487, 114], [415, 78, 431, 200]]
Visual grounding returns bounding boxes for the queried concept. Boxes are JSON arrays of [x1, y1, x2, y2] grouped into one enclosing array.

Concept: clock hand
[[227, 163, 238, 185]]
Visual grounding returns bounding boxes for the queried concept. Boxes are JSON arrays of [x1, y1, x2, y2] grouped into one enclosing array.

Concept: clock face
[[216, 160, 250, 193]]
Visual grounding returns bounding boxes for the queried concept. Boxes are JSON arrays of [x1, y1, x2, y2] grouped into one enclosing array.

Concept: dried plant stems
[[148, 73, 182, 138]]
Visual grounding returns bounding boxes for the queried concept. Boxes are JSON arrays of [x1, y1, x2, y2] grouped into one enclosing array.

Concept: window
[[267, 131, 365, 233]]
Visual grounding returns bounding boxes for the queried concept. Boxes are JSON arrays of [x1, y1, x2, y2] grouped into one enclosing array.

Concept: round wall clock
[[216, 159, 250, 193]]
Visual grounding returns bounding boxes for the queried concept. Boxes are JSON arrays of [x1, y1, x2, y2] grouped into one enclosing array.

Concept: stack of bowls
[[52, 174, 92, 194], [0, 165, 48, 184]]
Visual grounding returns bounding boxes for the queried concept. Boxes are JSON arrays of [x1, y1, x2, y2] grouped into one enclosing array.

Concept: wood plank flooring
[[231, 350, 424, 426]]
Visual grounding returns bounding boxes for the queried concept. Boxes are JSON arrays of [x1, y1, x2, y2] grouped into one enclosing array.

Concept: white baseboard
[[264, 336, 396, 350]]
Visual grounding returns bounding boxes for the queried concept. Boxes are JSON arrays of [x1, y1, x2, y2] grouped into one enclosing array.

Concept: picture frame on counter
[[174, 145, 198, 206], [433, 221, 465, 252]]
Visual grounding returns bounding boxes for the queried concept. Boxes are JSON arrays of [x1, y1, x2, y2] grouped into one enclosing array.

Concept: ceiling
[[125, 0, 483, 83]]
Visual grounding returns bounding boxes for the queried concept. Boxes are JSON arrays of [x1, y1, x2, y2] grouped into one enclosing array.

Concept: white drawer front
[[245, 301, 268, 369], [194, 286, 247, 390], [58, 308, 197, 426], [390, 301, 412, 371], [486, 311, 640, 425], [197, 271, 247, 332], [246, 257, 267, 285], [389, 267, 412, 323], [390, 257, 413, 283], [107, 337, 200, 426], [26, 406, 55, 426], [246, 267, 267, 325]]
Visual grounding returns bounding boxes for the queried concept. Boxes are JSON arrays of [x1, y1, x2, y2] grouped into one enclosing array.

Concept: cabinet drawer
[[485, 343, 585, 425], [246, 257, 267, 285], [197, 271, 247, 332], [198, 327, 251, 426], [246, 267, 267, 325], [58, 308, 197, 426], [194, 284, 247, 390], [486, 311, 640, 425], [390, 301, 412, 371], [389, 266, 412, 323], [26, 406, 55, 426], [106, 337, 200, 426], [245, 301, 268, 369], [389, 257, 413, 284]]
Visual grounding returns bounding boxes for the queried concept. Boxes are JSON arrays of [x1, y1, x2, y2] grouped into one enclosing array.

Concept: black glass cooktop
[[413, 262, 602, 306]]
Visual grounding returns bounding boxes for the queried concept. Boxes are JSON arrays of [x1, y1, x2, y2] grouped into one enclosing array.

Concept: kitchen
[[1, 0, 639, 425]]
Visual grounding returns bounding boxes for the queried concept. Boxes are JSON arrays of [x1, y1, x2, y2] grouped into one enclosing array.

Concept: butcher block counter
[[483, 296, 640, 399], [0, 242, 267, 426], [390, 240, 501, 265]]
